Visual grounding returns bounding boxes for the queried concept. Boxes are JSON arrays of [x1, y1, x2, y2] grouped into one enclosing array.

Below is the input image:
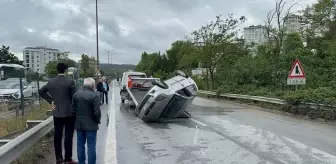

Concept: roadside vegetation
[[0, 102, 49, 137], [135, 0, 336, 121], [0, 102, 50, 164]]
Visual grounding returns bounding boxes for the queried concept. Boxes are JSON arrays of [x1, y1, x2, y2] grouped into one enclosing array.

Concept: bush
[[192, 76, 206, 90], [210, 85, 336, 121], [0, 103, 49, 137]]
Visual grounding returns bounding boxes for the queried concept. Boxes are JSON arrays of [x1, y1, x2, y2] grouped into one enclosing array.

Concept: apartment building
[[23, 46, 60, 74], [284, 14, 303, 33], [243, 25, 268, 45]]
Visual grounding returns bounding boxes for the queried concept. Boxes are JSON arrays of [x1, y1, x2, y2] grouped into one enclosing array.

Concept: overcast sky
[[2, 0, 315, 64]]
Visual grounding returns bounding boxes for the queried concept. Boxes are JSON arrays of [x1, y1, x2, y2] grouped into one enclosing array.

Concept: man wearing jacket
[[96, 78, 104, 105], [38, 62, 78, 164], [102, 76, 109, 104], [72, 77, 101, 164]]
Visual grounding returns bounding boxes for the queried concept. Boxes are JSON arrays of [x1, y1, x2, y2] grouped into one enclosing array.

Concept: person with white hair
[[71, 77, 101, 164]]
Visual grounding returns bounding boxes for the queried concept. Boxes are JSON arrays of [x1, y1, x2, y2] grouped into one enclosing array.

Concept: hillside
[[100, 63, 136, 75], [100, 63, 136, 70]]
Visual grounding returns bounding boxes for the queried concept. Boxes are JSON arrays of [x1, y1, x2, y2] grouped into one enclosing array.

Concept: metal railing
[[197, 90, 336, 110], [198, 90, 286, 104], [0, 117, 53, 164], [0, 81, 117, 163]]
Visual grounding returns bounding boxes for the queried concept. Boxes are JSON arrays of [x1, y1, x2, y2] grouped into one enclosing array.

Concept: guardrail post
[[26, 120, 44, 129], [47, 110, 53, 116], [0, 117, 54, 163], [0, 140, 11, 147]]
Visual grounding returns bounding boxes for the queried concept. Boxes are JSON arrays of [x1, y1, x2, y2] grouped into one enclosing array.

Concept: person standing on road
[[38, 62, 78, 164], [71, 77, 101, 164], [102, 76, 109, 104], [96, 78, 104, 105]]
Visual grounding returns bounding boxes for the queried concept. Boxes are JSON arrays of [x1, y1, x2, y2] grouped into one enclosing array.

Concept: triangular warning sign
[[288, 59, 305, 78]]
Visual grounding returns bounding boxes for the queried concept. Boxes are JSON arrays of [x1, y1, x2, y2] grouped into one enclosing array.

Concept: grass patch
[[12, 132, 54, 164], [0, 102, 49, 137]]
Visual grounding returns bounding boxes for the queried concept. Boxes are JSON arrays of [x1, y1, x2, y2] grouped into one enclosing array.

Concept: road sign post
[[287, 59, 306, 85]]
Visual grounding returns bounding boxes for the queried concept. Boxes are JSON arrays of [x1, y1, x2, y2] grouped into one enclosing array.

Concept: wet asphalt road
[[114, 86, 336, 164]]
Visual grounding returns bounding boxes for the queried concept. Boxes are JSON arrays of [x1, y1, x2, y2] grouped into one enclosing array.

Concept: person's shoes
[[56, 159, 64, 164], [64, 160, 78, 164]]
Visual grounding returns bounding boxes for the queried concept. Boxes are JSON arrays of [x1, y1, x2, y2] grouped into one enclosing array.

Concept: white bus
[[0, 64, 25, 80]]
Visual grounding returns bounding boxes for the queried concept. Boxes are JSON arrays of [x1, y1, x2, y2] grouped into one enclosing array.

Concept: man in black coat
[[102, 76, 109, 104], [96, 78, 104, 105], [71, 77, 101, 164], [38, 62, 78, 164]]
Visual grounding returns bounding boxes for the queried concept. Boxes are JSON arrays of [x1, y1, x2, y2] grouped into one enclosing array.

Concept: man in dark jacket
[[38, 62, 78, 164], [72, 77, 101, 164], [96, 78, 104, 104], [102, 76, 109, 104]]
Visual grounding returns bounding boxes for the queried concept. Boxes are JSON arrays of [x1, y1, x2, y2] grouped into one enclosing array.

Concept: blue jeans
[[77, 130, 97, 164]]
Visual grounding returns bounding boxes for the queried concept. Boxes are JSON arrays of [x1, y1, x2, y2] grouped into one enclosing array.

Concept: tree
[[44, 59, 77, 78], [0, 45, 23, 64], [264, 0, 299, 86], [79, 54, 94, 77], [191, 14, 246, 89], [283, 32, 304, 53], [45, 61, 58, 77]]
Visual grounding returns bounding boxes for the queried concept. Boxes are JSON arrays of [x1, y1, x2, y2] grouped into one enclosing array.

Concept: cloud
[[1, 0, 316, 65]]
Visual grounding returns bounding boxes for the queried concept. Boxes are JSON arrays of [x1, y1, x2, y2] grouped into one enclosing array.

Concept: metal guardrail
[[0, 117, 53, 164], [198, 90, 286, 105], [198, 90, 336, 111]]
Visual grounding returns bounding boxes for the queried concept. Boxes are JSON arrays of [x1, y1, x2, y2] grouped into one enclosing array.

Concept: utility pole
[[95, 0, 100, 72], [104, 49, 113, 64]]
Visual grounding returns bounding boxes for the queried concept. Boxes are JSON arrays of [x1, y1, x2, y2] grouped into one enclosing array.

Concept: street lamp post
[[95, 0, 100, 73], [104, 49, 113, 64]]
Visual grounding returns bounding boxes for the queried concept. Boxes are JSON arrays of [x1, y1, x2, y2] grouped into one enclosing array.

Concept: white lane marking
[[193, 127, 199, 145], [190, 118, 207, 127], [104, 81, 117, 164]]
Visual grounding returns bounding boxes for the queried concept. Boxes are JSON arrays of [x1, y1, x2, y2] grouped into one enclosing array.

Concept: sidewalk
[[37, 98, 111, 163]]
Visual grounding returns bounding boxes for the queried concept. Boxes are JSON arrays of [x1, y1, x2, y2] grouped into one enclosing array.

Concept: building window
[[37, 60, 39, 62]]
